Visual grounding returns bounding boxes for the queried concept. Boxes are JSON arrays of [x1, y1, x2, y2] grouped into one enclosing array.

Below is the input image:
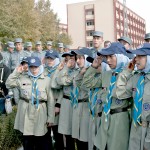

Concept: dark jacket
[[0, 63, 11, 97]]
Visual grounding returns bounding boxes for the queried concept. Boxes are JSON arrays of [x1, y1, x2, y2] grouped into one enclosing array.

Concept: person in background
[[26, 42, 33, 55], [64, 45, 70, 52], [104, 41, 111, 48], [46, 41, 53, 51], [0, 53, 11, 114], [144, 33, 150, 43]]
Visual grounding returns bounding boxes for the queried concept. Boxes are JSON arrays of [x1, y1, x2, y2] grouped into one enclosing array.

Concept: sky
[[50, 0, 150, 32]]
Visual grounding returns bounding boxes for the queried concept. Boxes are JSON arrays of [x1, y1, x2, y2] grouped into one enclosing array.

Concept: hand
[[16, 65, 23, 73], [47, 122, 53, 127], [58, 60, 65, 71], [55, 107, 60, 116], [80, 67, 87, 75], [127, 57, 136, 71], [67, 59, 75, 68], [92, 58, 100, 69]]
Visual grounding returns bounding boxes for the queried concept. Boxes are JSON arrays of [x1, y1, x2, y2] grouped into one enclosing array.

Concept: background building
[[67, 0, 146, 48]]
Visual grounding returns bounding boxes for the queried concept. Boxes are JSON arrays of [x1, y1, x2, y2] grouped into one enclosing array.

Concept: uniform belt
[[63, 95, 88, 103], [110, 106, 129, 115], [21, 98, 46, 104]]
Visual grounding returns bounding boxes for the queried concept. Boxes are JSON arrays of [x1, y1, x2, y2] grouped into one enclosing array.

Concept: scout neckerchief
[[47, 65, 58, 77], [89, 88, 99, 119], [133, 72, 145, 127], [103, 68, 123, 122], [31, 76, 41, 109]]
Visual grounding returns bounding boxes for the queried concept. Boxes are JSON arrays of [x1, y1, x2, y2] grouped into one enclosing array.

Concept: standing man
[[57, 43, 64, 60], [118, 36, 134, 59], [46, 41, 53, 51], [64, 45, 70, 52], [144, 33, 150, 43], [91, 31, 104, 57], [32, 41, 45, 62], [26, 42, 33, 55], [3, 42, 15, 69], [9, 38, 30, 104], [10, 38, 30, 72]]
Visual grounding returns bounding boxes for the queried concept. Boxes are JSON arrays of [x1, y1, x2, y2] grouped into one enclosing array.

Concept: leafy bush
[[0, 108, 22, 150]]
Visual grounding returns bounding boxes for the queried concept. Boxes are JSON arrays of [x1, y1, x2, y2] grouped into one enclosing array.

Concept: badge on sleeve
[[143, 103, 150, 111]]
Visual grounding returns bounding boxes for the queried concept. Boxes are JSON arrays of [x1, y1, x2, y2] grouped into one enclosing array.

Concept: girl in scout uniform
[[51, 52, 78, 150], [6, 56, 55, 150], [116, 43, 150, 150], [82, 42, 130, 150], [85, 55, 104, 150], [44, 50, 64, 150], [70, 48, 93, 150]]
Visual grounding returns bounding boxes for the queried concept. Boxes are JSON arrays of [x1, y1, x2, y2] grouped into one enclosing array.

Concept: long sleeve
[[116, 69, 133, 99], [6, 69, 21, 89], [46, 81, 55, 123], [56, 67, 77, 86], [82, 66, 102, 88]]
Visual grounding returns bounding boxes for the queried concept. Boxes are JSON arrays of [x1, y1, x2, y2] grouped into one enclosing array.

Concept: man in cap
[[144, 33, 150, 43], [91, 31, 104, 57], [64, 45, 70, 52], [9, 38, 30, 105], [3, 42, 15, 69], [32, 41, 45, 62], [10, 38, 30, 72], [118, 36, 134, 59], [57, 43, 64, 60], [46, 41, 53, 51], [26, 42, 33, 54]]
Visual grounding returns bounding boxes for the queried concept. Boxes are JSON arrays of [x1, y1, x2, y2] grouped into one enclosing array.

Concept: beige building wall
[[94, 0, 114, 42], [67, 0, 115, 49], [67, 1, 94, 49]]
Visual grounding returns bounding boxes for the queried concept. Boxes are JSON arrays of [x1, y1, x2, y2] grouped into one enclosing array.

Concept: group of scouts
[[0, 31, 150, 150]]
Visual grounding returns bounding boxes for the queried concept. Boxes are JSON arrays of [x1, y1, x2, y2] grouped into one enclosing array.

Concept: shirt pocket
[[38, 89, 47, 100]]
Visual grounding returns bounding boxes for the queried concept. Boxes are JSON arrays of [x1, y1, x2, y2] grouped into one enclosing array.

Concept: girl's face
[[76, 55, 85, 68], [29, 66, 40, 76], [105, 55, 117, 69], [45, 57, 55, 67], [135, 55, 147, 70]]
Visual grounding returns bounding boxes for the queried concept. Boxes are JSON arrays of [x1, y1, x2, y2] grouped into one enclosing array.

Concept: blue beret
[[28, 57, 41, 67], [97, 42, 126, 56], [45, 50, 59, 59], [20, 57, 29, 64], [62, 51, 74, 57], [71, 47, 93, 57], [127, 43, 150, 55]]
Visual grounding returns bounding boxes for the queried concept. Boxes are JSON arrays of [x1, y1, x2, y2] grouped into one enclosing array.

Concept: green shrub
[[0, 108, 22, 150]]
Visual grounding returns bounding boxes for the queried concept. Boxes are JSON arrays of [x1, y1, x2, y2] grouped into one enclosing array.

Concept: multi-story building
[[59, 23, 68, 34], [67, 0, 146, 48]]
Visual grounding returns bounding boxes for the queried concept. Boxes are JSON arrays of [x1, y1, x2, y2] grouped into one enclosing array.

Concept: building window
[[86, 9, 94, 15], [87, 41, 93, 48], [86, 20, 94, 26], [86, 30, 94, 36]]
